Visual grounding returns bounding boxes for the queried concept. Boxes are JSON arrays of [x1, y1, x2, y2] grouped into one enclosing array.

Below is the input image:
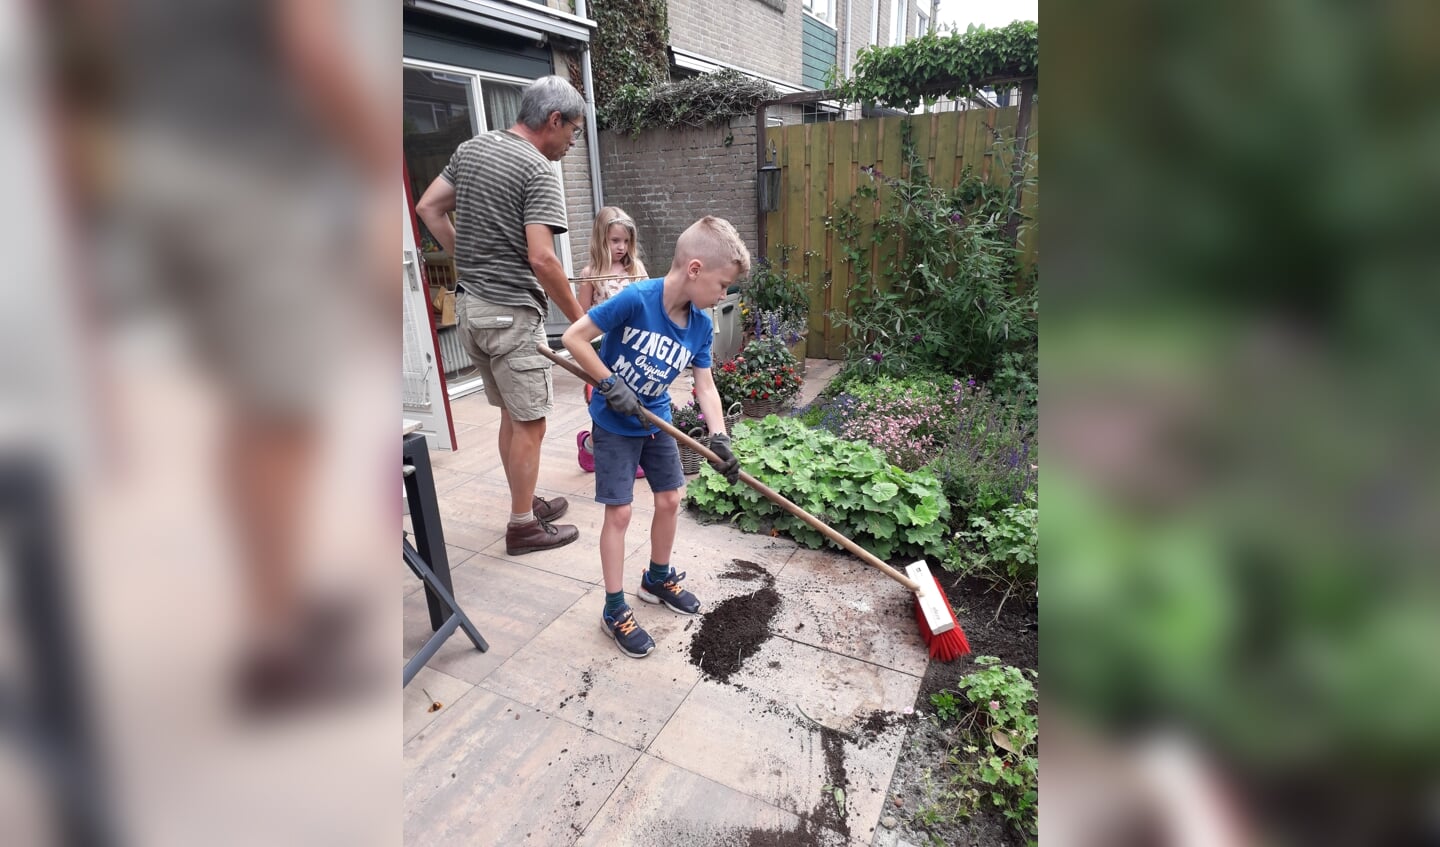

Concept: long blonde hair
[[585, 206, 647, 279]]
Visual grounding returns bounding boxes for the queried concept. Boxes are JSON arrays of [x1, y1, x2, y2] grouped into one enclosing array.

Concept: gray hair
[[516, 76, 586, 129]]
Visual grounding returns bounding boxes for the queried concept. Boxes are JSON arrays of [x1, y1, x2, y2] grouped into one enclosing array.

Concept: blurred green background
[[1043, 0, 1440, 841]]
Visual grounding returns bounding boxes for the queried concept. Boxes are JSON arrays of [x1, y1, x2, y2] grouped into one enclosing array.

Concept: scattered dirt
[[669, 557, 1036, 847], [558, 669, 594, 710]]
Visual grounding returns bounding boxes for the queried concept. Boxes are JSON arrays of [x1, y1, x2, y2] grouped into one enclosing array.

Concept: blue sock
[[648, 561, 671, 583], [604, 590, 627, 618]]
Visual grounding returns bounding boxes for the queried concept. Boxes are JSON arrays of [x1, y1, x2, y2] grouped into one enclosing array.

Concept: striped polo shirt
[[440, 129, 568, 316]]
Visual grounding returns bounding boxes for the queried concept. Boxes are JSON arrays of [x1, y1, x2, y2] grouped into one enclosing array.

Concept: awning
[[409, 0, 595, 46]]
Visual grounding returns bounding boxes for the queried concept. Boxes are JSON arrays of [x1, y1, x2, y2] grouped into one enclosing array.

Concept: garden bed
[[878, 568, 1038, 847]]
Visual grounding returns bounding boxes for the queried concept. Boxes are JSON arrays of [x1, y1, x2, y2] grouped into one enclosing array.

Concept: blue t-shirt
[[588, 277, 714, 437]]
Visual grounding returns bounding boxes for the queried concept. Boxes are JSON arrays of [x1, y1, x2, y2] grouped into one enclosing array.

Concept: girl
[[576, 207, 649, 473]]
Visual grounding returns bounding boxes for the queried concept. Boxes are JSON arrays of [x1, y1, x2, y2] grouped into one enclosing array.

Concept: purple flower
[[912, 334, 922, 343], [950, 212, 964, 224], [870, 352, 884, 362], [967, 378, 976, 387]]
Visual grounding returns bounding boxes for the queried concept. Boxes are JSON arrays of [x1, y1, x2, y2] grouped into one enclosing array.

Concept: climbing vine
[[590, 0, 670, 116], [837, 21, 1038, 112], [602, 69, 778, 136]]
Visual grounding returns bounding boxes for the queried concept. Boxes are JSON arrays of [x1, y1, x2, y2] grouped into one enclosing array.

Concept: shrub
[[946, 491, 1038, 583], [828, 128, 1036, 381], [687, 416, 950, 561], [927, 380, 1037, 519]]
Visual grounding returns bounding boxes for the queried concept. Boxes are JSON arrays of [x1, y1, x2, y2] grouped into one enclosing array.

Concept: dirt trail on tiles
[[666, 560, 914, 846]]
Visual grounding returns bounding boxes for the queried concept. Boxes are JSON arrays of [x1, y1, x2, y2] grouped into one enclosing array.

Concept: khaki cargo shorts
[[457, 293, 552, 422]]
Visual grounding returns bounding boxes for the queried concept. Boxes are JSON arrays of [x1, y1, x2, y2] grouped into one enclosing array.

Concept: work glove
[[707, 433, 740, 484], [599, 376, 646, 420]]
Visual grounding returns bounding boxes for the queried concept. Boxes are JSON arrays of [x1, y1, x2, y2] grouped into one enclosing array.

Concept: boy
[[562, 217, 749, 658]]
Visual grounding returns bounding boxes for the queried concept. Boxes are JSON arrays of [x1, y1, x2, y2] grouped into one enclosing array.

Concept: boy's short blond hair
[[671, 216, 752, 277]]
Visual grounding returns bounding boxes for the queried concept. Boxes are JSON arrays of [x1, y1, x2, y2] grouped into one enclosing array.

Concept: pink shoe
[[577, 430, 595, 473], [636, 465, 646, 479]]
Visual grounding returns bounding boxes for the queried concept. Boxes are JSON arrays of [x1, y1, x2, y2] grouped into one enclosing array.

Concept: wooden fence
[[763, 106, 1039, 359]]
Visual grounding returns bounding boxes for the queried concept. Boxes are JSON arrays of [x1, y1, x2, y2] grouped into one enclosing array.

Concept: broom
[[536, 345, 971, 661]]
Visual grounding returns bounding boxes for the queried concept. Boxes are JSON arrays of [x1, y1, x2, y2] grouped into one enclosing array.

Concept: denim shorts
[[591, 422, 685, 505]]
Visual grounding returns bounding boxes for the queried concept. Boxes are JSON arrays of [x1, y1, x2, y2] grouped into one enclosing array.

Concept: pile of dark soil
[[687, 561, 781, 682]]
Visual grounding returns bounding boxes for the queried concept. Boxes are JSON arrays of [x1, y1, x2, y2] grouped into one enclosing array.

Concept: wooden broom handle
[[536, 344, 922, 593]]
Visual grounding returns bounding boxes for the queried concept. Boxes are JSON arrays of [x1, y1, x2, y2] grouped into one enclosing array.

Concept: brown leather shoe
[[505, 518, 578, 555], [532, 495, 568, 522]]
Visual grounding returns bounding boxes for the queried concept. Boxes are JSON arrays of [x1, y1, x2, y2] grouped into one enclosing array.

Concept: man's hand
[[707, 433, 740, 484], [599, 376, 646, 420]]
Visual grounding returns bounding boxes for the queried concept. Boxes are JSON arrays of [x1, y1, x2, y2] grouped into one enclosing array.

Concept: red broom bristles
[[915, 572, 970, 661]]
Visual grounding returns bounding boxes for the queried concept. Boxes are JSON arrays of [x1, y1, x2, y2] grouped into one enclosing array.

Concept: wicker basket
[[723, 401, 743, 433], [678, 428, 709, 475], [742, 397, 784, 418]]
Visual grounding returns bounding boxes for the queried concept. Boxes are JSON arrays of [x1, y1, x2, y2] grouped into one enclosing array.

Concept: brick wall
[[668, 0, 803, 86], [597, 115, 760, 273]]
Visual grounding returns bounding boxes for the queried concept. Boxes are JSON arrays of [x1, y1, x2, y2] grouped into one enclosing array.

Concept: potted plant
[[740, 258, 810, 368], [721, 337, 804, 417]]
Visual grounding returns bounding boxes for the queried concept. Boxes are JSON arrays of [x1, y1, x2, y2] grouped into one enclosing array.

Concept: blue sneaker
[[639, 568, 702, 616], [601, 607, 655, 659]]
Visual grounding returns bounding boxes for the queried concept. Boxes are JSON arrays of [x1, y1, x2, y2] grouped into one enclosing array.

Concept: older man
[[416, 75, 586, 554]]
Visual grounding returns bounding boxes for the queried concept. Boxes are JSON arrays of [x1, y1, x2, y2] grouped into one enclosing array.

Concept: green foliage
[[740, 254, 810, 343], [950, 657, 1039, 844], [989, 348, 1038, 425], [829, 130, 1036, 380], [838, 22, 1038, 112], [929, 690, 960, 722], [924, 379, 1035, 521], [601, 69, 778, 135], [591, 0, 669, 120], [947, 491, 1038, 584], [686, 416, 950, 561]]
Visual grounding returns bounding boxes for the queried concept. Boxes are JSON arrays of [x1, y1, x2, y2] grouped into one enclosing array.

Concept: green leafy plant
[[949, 491, 1038, 584], [828, 128, 1036, 381], [949, 657, 1038, 844], [930, 690, 960, 722], [687, 416, 950, 560], [837, 22, 1038, 112], [989, 348, 1038, 426]]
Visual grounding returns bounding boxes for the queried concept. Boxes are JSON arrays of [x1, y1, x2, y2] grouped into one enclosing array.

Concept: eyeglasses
[[564, 118, 585, 139]]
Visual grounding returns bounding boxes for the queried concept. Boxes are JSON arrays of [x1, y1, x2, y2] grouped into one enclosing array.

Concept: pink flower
[[989, 701, 1000, 711]]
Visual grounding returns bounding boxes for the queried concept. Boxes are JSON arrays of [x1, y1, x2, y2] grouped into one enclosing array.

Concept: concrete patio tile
[[481, 587, 701, 750], [402, 545, 476, 599], [647, 636, 917, 843], [770, 547, 933, 678], [434, 473, 513, 534], [402, 553, 589, 685], [404, 687, 640, 845], [575, 753, 861, 847], [479, 496, 654, 585], [447, 393, 503, 428], [665, 507, 800, 581], [402, 666, 477, 744]]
